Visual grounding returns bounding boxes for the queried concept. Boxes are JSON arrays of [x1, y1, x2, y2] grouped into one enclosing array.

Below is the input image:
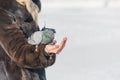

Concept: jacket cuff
[[43, 51, 56, 67]]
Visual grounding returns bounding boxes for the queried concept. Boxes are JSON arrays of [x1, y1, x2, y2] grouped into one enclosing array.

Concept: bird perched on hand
[[28, 27, 56, 45]]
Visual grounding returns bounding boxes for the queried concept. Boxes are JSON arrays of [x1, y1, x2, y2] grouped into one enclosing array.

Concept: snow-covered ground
[[38, 1, 120, 80]]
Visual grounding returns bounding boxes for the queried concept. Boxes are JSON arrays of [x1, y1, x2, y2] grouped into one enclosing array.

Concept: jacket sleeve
[[0, 9, 56, 69]]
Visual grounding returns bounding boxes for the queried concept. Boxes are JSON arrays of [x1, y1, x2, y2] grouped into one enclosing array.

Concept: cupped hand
[[45, 37, 67, 54]]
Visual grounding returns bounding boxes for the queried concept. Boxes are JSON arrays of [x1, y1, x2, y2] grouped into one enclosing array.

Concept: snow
[[38, 1, 120, 80]]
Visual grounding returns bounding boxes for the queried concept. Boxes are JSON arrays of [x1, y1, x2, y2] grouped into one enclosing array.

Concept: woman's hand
[[45, 37, 67, 54]]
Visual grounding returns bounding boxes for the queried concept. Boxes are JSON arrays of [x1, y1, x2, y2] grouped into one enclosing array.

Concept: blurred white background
[[41, 0, 120, 8], [38, 0, 120, 80]]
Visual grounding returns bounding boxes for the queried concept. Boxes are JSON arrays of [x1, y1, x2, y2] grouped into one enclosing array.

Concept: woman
[[0, 0, 67, 80]]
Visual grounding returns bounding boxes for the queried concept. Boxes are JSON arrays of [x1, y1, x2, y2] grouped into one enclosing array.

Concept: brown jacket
[[0, 0, 56, 80]]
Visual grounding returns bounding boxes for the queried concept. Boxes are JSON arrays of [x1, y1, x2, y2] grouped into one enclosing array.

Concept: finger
[[61, 37, 67, 46], [56, 37, 67, 53], [59, 37, 67, 49]]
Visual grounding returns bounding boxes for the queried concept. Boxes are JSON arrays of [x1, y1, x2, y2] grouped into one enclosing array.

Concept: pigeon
[[28, 27, 56, 45]]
